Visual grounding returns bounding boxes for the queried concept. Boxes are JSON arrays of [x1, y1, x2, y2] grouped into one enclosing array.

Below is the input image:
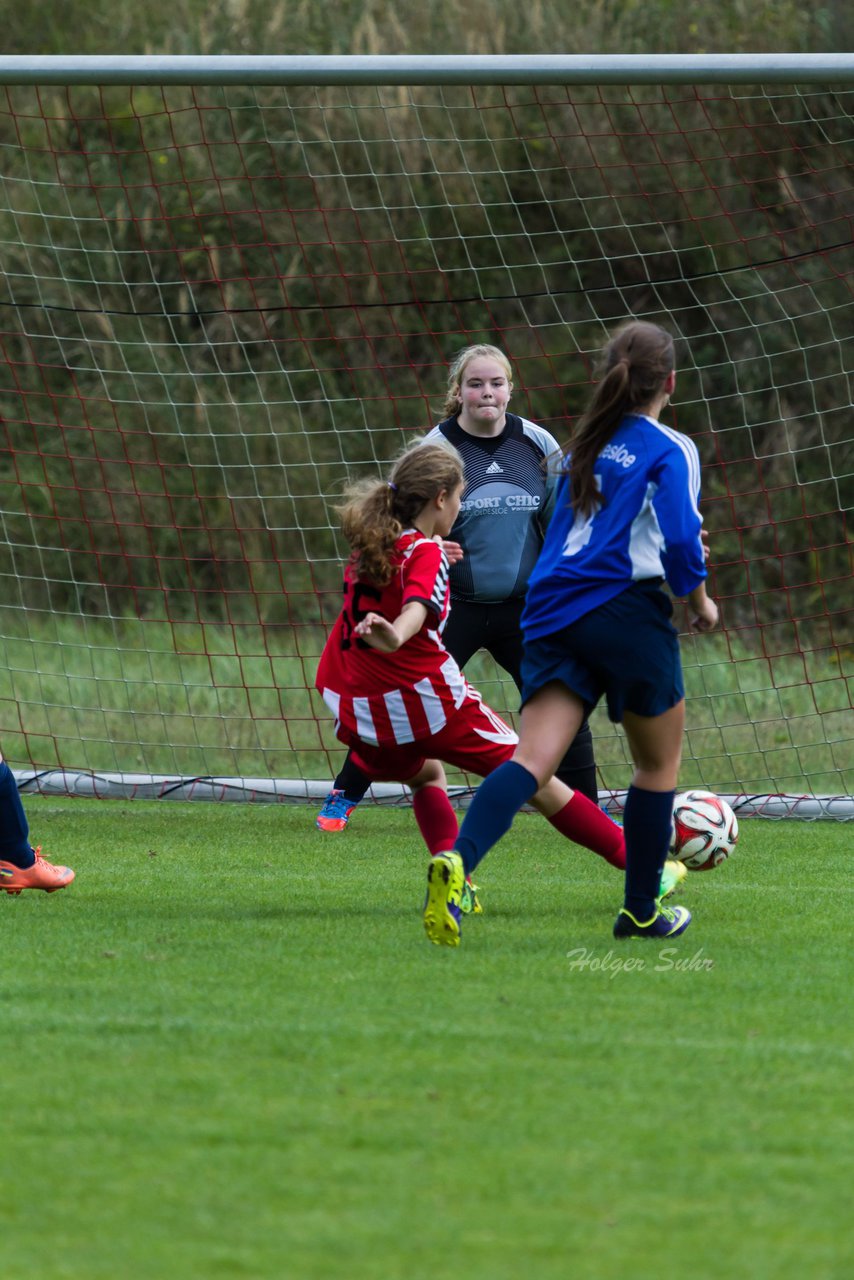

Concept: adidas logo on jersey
[[485, 461, 504, 474]]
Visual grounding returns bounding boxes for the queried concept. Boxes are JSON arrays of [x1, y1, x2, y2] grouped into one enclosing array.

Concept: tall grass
[[1, 25, 852, 624], [4, 0, 846, 60]]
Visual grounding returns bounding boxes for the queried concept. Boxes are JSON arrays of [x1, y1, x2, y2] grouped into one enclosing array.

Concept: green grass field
[[1, 798, 851, 1280]]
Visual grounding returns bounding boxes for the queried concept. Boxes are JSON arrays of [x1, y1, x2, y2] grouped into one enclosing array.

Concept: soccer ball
[[670, 790, 738, 871]]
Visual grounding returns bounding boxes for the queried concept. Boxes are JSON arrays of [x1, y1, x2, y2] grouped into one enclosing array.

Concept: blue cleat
[[613, 902, 692, 939], [316, 790, 358, 832]]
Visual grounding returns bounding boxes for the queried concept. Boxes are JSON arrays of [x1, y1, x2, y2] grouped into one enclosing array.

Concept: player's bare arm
[[686, 583, 719, 633], [354, 600, 429, 652]]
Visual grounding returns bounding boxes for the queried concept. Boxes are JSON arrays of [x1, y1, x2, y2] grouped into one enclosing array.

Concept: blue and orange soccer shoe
[[423, 852, 464, 947], [0, 846, 75, 896], [315, 790, 359, 832]]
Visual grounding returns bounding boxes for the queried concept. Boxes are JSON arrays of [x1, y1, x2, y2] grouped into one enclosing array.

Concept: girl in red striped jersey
[[315, 439, 678, 933], [317, 443, 471, 750]]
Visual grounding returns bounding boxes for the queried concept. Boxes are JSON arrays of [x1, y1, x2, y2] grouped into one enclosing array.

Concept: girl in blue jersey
[[423, 320, 718, 944]]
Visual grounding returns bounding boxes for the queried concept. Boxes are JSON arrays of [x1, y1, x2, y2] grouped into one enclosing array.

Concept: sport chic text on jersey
[[424, 412, 560, 603]]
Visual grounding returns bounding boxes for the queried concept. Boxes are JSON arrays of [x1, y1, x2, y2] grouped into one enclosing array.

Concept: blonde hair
[[337, 440, 464, 586], [443, 344, 513, 418]]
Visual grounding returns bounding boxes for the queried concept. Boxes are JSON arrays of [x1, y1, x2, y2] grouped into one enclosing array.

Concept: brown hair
[[337, 440, 464, 586], [567, 321, 675, 516], [443, 344, 513, 418]]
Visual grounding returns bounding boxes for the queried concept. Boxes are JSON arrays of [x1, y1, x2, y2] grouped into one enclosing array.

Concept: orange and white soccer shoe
[[0, 846, 75, 895]]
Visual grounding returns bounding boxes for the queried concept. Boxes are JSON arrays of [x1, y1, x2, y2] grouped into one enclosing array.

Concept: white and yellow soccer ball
[[670, 790, 738, 871]]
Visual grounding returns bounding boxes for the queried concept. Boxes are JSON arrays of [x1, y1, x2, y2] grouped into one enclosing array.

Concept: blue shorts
[[520, 581, 684, 723]]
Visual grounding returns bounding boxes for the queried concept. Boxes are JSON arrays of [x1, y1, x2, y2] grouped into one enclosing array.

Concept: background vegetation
[[3, 0, 854, 60]]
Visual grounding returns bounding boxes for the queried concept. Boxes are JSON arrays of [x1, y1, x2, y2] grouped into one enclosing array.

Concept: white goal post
[[0, 54, 851, 817]]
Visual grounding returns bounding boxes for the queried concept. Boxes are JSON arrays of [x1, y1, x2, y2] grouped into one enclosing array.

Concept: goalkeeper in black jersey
[[316, 344, 599, 832]]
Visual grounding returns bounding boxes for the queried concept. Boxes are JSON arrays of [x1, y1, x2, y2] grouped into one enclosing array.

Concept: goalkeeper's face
[[457, 356, 512, 433]]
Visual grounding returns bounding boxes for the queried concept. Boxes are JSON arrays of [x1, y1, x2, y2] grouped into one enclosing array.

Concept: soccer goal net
[[0, 55, 851, 817]]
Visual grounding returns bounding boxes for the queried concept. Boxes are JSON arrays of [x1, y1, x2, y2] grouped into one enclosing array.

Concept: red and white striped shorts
[[339, 686, 518, 784]]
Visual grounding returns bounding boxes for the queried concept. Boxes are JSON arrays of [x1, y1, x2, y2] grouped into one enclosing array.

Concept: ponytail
[[567, 322, 675, 516], [337, 441, 464, 586]]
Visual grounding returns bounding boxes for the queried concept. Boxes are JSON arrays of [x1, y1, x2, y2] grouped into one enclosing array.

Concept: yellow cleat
[[659, 858, 688, 900], [423, 853, 464, 946], [460, 875, 482, 916]]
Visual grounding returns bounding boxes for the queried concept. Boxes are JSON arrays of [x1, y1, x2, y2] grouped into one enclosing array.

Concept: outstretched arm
[[353, 600, 429, 653]]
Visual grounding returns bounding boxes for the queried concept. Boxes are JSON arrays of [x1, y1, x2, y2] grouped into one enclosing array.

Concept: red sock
[[547, 792, 626, 870], [412, 785, 459, 857]]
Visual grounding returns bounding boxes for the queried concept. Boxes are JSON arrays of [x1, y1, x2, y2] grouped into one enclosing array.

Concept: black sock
[[622, 785, 675, 922], [333, 753, 371, 804], [0, 762, 34, 868], [554, 719, 599, 805]]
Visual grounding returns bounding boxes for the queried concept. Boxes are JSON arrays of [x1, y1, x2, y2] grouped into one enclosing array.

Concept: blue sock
[[622, 785, 675, 921], [0, 761, 34, 868], [455, 762, 539, 877]]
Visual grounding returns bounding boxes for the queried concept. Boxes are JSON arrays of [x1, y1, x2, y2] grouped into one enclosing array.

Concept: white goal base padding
[[13, 770, 854, 819]]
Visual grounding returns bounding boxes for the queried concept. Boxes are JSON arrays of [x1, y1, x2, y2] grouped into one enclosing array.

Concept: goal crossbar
[[1, 53, 853, 87]]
